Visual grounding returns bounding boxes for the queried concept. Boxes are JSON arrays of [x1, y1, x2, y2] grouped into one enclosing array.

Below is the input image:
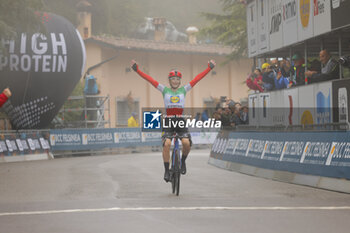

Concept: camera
[[339, 56, 350, 67], [270, 64, 280, 72]]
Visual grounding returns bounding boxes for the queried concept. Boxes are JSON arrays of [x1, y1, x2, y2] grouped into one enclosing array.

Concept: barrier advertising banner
[[247, 0, 259, 57], [210, 130, 350, 179], [0, 131, 50, 156], [50, 128, 214, 151], [257, 0, 270, 54]]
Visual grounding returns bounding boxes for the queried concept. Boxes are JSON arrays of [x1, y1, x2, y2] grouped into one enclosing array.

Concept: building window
[[84, 27, 89, 38], [116, 98, 140, 127]]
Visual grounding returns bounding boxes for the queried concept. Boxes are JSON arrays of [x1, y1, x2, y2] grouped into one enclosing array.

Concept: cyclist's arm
[[132, 62, 164, 92], [185, 60, 215, 91], [0, 93, 8, 108]]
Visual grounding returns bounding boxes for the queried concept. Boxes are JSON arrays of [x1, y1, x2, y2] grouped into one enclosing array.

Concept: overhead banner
[[247, 0, 259, 57], [331, 0, 350, 30], [313, 0, 331, 37], [269, 0, 284, 51], [282, 0, 298, 46], [297, 0, 314, 41], [257, 0, 270, 54]]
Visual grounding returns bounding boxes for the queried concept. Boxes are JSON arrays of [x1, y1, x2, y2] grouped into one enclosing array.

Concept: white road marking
[[1, 206, 350, 217]]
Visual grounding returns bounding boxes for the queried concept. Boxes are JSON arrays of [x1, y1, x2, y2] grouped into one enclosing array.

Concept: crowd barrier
[[50, 128, 217, 151], [209, 130, 350, 193]]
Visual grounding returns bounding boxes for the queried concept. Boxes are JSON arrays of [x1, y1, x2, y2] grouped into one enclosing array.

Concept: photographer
[[0, 88, 11, 108]]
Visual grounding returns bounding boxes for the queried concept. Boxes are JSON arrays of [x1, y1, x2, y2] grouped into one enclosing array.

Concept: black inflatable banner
[[0, 12, 86, 129]]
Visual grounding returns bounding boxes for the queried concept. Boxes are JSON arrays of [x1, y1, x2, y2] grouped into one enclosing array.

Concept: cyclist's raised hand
[[131, 60, 138, 72], [208, 59, 216, 69], [3, 88, 11, 98]]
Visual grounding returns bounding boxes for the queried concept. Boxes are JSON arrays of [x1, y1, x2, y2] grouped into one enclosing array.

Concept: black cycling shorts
[[161, 117, 192, 146]]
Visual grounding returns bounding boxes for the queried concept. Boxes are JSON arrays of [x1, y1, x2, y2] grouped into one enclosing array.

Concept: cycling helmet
[[168, 70, 182, 79]]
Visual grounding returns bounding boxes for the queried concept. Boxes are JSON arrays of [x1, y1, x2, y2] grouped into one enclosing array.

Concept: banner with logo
[[269, 0, 284, 51], [313, 0, 331, 37], [210, 130, 350, 179], [257, 0, 270, 54], [297, 0, 314, 41], [247, 0, 259, 57], [283, 88, 299, 125], [248, 94, 259, 126], [50, 128, 215, 151], [332, 79, 350, 124], [0, 131, 50, 156], [282, 0, 298, 46], [314, 82, 333, 124]]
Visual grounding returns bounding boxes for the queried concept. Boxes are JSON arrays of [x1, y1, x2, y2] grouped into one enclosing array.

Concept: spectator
[[0, 88, 11, 107], [195, 112, 201, 121], [201, 109, 209, 121], [246, 68, 264, 92], [274, 69, 292, 90], [240, 106, 249, 124], [221, 107, 233, 128], [127, 112, 139, 127], [309, 59, 321, 73], [291, 53, 306, 86], [84, 74, 99, 95], [261, 63, 275, 91], [280, 59, 293, 78], [234, 102, 242, 112], [305, 49, 340, 83], [231, 106, 242, 126]]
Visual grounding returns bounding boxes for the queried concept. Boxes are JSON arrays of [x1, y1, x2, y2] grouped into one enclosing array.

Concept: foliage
[[0, 0, 44, 41], [56, 81, 85, 126], [199, 0, 247, 59]]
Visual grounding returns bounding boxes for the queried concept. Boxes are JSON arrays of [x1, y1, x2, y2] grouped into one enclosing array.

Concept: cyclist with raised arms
[[131, 59, 216, 182]]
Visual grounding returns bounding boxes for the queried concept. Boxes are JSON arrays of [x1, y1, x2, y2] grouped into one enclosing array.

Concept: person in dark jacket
[[261, 63, 275, 91], [305, 49, 340, 83], [291, 53, 306, 86]]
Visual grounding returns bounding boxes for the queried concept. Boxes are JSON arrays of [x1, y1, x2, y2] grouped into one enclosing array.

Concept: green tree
[[199, 0, 247, 60], [0, 0, 43, 41]]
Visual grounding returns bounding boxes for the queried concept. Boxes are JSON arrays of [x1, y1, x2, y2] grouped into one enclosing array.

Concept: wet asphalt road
[[0, 149, 350, 233]]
